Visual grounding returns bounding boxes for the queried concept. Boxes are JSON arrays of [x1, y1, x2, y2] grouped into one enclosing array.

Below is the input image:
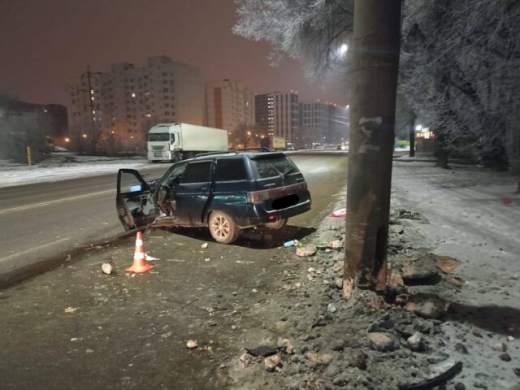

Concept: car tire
[[264, 218, 288, 230], [208, 211, 240, 244]]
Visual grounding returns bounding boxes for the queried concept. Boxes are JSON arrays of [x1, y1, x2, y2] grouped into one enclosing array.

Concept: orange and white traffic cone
[[126, 231, 155, 274]]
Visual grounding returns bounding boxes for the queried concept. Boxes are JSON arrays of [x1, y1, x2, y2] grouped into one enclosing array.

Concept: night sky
[[0, 0, 348, 107]]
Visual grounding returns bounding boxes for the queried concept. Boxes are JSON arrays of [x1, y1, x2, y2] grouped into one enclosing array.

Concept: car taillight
[[247, 190, 269, 203]]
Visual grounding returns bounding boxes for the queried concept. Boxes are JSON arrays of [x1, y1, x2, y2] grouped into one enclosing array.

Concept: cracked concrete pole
[[344, 0, 403, 300]]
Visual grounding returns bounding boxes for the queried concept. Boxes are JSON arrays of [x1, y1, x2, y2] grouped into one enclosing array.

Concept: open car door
[[116, 169, 158, 231]]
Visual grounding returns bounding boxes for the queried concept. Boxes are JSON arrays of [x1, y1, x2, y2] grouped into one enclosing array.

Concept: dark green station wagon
[[116, 151, 311, 244]]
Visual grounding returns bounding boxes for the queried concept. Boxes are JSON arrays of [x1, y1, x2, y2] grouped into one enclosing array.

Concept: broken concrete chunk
[[493, 342, 507, 352], [404, 295, 450, 319], [296, 247, 317, 257], [305, 352, 334, 365], [186, 340, 198, 349], [264, 353, 283, 372], [101, 263, 113, 275], [407, 332, 423, 352], [367, 332, 399, 352], [344, 348, 368, 370], [276, 338, 294, 355], [201, 243, 208, 249], [434, 255, 461, 274], [399, 253, 440, 282], [239, 352, 255, 368]]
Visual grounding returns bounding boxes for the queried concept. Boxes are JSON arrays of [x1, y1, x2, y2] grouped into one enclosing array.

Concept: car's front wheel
[[264, 218, 288, 230], [208, 211, 240, 244]]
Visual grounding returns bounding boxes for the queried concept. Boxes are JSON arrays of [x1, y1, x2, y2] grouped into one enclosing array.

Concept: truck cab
[[147, 124, 181, 162]]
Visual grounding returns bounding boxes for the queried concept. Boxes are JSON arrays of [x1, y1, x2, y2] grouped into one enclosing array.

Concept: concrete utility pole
[[344, 0, 403, 299]]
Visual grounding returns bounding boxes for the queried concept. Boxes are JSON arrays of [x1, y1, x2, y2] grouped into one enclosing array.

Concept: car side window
[[182, 162, 212, 184], [214, 158, 248, 182], [164, 163, 186, 187]]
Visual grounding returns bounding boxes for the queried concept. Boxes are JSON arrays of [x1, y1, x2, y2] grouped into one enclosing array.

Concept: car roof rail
[[194, 151, 238, 158], [237, 147, 272, 152]]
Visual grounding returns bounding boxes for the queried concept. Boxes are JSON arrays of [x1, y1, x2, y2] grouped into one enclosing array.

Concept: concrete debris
[[277, 338, 294, 355], [296, 247, 317, 257], [323, 240, 343, 249], [327, 303, 337, 313], [404, 295, 450, 319], [399, 253, 440, 282], [264, 353, 283, 372], [389, 271, 405, 287], [186, 340, 198, 349], [507, 336, 515, 342], [434, 255, 461, 274], [493, 342, 507, 352], [407, 332, 423, 352], [239, 352, 255, 368], [367, 332, 400, 352], [101, 263, 113, 275], [305, 352, 334, 365], [201, 243, 208, 249], [344, 348, 368, 370], [64, 307, 78, 313]]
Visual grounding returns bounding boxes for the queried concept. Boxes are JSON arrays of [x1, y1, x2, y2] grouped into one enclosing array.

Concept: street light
[[339, 44, 348, 56], [64, 137, 70, 143]]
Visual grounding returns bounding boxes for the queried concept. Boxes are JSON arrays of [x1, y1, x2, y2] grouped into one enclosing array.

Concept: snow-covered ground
[[392, 161, 520, 389], [0, 154, 152, 188]]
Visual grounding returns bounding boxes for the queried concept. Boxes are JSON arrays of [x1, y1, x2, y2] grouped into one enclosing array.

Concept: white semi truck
[[147, 123, 228, 162]]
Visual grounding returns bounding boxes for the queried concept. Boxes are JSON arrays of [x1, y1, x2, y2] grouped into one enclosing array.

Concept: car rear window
[[215, 158, 248, 182], [182, 162, 212, 183], [252, 156, 298, 179]]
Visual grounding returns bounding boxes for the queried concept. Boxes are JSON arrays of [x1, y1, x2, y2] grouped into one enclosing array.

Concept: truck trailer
[[147, 123, 228, 162]]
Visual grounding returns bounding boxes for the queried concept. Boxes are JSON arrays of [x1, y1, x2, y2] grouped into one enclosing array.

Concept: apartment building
[[67, 56, 203, 148], [205, 80, 255, 135], [255, 91, 299, 142], [299, 101, 349, 144]]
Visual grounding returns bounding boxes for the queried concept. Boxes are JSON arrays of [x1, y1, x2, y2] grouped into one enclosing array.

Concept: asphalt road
[[0, 154, 347, 286], [0, 153, 348, 390], [0, 165, 169, 285]]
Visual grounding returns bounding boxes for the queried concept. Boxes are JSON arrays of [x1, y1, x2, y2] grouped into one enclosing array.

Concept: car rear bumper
[[233, 199, 311, 228]]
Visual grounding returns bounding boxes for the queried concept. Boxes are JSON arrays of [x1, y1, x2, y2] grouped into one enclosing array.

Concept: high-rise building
[[204, 80, 255, 134], [255, 91, 299, 142], [67, 56, 203, 148], [299, 101, 349, 144]]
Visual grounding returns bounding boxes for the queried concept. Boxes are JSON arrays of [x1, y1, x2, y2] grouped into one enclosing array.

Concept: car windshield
[[148, 133, 171, 142], [252, 156, 298, 179]]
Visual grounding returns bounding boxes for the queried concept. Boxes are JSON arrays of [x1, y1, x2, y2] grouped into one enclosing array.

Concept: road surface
[[0, 154, 347, 287], [0, 165, 169, 285]]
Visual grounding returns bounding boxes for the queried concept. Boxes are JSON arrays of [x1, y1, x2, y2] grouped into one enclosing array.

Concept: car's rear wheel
[[264, 218, 288, 230], [209, 211, 240, 244]]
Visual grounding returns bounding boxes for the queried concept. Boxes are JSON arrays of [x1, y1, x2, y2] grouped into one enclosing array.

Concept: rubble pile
[[228, 209, 518, 390]]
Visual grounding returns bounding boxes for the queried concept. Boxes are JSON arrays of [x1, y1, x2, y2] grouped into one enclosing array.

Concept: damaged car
[[116, 151, 311, 244]]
